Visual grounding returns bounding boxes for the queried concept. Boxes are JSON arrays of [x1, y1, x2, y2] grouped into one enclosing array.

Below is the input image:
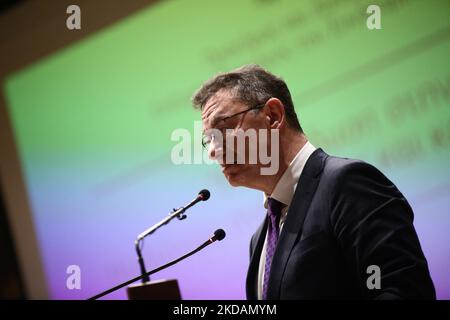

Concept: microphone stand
[[135, 190, 209, 284], [135, 204, 190, 283], [88, 235, 218, 300]]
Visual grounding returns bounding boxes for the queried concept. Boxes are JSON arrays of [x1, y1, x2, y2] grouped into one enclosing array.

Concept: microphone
[[181, 189, 211, 214], [209, 228, 226, 242], [199, 189, 211, 201], [135, 189, 211, 284], [137, 189, 210, 241], [88, 229, 226, 300]]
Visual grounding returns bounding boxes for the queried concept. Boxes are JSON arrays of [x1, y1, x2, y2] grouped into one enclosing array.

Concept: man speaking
[[191, 65, 435, 299]]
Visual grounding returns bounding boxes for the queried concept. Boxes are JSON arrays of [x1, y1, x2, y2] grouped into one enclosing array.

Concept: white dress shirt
[[257, 141, 316, 300]]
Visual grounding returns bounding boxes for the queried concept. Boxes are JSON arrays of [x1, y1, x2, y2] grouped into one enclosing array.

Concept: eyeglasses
[[202, 102, 266, 149]]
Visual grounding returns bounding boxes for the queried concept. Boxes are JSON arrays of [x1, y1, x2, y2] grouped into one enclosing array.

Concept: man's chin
[[223, 171, 239, 186], [222, 165, 254, 187], [226, 175, 242, 187]]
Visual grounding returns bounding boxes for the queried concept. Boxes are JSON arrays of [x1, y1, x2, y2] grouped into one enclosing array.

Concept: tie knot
[[267, 197, 284, 217]]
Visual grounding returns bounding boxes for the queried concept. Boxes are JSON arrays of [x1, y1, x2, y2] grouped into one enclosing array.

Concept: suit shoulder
[[320, 154, 408, 223], [321, 155, 389, 186]]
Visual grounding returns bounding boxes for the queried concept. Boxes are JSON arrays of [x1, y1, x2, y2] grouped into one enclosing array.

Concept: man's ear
[[265, 98, 285, 129]]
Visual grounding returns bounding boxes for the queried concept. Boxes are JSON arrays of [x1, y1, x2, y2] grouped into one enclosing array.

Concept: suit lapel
[[266, 148, 328, 299]]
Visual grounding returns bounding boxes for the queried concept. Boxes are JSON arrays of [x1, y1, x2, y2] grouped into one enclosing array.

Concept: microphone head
[[198, 189, 210, 201], [214, 229, 226, 241]]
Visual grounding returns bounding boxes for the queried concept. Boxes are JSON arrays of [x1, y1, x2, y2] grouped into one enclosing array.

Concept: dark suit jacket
[[246, 148, 435, 299]]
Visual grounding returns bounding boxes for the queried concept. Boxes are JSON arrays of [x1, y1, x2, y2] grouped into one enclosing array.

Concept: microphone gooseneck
[[88, 228, 226, 300]]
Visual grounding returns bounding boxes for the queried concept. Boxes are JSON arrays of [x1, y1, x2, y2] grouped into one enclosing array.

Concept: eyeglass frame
[[201, 102, 267, 149]]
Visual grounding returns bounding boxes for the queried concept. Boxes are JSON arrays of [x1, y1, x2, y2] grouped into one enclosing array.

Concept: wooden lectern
[[127, 279, 181, 300]]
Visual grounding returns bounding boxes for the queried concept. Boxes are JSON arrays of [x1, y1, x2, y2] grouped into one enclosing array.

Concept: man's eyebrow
[[202, 113, 227, 135], [209, 115, 222, 128]]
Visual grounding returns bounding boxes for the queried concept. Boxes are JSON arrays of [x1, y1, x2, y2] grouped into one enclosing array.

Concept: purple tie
[[262, 197, 284, 300]]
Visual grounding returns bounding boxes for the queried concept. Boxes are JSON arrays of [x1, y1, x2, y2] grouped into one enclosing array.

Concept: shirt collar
[[264, 141, 316, 209]]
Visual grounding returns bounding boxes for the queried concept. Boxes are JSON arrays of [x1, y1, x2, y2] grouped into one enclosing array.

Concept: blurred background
[[0, 0, 449, 299]]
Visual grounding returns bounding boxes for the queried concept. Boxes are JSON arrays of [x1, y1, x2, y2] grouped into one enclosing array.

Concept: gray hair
[[191, 64, 303, 132]]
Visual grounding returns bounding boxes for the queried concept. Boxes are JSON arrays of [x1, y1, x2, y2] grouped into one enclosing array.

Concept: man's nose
[[208, 143, 216, 160]]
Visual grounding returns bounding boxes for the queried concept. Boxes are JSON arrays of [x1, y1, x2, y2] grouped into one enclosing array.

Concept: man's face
[[201, 90, 271, 188]]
